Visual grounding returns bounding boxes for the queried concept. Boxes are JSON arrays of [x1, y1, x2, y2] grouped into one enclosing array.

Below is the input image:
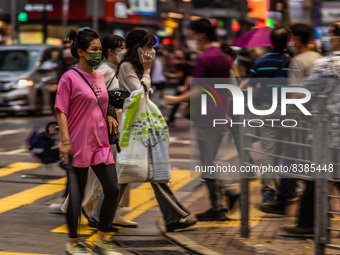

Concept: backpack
[[28, 122, 60, 164]]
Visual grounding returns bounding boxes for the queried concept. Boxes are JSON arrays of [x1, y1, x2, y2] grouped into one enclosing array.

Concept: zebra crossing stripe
[[0, 177, 66, 214], [0, 162, 42, 177]]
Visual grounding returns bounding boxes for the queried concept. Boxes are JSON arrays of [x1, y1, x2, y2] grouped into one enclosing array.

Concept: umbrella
[[230, 27, 274, 48]]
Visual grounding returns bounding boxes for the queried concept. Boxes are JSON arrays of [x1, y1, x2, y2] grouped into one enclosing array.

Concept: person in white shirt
[[116, 29, 197, 232]]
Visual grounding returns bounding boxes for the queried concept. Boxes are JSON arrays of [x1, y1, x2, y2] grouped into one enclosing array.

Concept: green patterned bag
[[117, 85, 170, 183]]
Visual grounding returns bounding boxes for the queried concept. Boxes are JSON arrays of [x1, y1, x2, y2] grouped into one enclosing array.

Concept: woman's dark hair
[[330, 22, 340, 37], [101, 35, 125, 58], [220, 43, 236, 61], [116, 30, 156, 79], [290, 23, 312, 46], [270, 26, 290, 52], [192, 19, 215, 42], [66, 29, 99, 59]]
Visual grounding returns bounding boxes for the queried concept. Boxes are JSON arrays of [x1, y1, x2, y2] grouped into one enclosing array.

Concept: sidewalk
[[156, 94, 340, 255], [157, 178, 335, 255]]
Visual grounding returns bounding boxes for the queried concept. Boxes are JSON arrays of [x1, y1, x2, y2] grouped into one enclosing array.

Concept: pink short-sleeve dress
[[55, 67, 114, 168]]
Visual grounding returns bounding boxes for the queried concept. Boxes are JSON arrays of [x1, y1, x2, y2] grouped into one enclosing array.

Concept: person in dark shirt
[[249, 27, 291, 105], [165, 20, 237, 220], [191, 19, 233, 221], [249, 27, 292, 204], [167, 49, 193, 126]]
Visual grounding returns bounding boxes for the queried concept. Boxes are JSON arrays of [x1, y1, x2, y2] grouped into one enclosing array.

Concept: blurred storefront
[[0, 0, 162, 44], [0, 0, 331, 46], [322, 1, 340, 25]]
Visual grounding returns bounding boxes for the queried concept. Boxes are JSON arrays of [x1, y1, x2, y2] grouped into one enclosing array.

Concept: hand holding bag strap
[[141, 81, 148, 94], [71, 68, 109, 126]]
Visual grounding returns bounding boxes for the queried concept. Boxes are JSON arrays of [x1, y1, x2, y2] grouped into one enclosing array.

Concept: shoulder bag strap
[[107, 75, 115, 90], [71, 68, 108, 125]]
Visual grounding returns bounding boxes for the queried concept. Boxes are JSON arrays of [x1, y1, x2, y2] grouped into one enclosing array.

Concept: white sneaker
[[116, 207, 131, 216], [113, 214, 138, 228], [49, 202, 65, 214], [94, 238, 122, 255], [65, 242, 93, 255]]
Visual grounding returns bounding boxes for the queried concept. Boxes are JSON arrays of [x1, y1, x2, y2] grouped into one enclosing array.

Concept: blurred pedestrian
[[115, 29, 197, 232], [220, 43, 241, 83], [61, 40, 78, 73], [49, 41, 77, 116], [151, 47, 166, 108], [282, 22, 340, 235], [237, 48, 255, 78], [167, 49, 193, 126], [55, 29, 121, 255], [191, 19, 238, 221], [82, 34, 138, 229], [166, 19, 238, 220], [260, 23, 322, 215], [48, 40, 78, 214], [248, 26, 291, 204]]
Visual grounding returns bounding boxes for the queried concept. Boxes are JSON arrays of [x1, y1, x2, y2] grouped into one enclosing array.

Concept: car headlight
[[13, 79, 34, 89]]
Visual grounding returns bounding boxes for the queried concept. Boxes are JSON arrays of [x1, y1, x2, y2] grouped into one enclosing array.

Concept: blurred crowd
[[26, 18, 340, 254]]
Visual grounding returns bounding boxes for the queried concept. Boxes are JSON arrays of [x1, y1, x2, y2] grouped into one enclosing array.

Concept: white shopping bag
[[117, 86, 170, 183]]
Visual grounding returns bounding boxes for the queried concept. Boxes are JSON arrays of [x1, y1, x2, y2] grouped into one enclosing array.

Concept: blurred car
[[0, 44, 62, 115]]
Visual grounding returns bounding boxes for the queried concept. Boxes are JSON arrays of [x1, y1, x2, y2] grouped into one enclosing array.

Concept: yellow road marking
[[0, 162, 42, 177], [0, 177, 66, 214], [220, 148, 238, 161], [125, 170, 192, 220], [51, 170, 194, 235], [50, 215, 96, 235], [195, 220, 260, 228], [0, 253, 51, 255]]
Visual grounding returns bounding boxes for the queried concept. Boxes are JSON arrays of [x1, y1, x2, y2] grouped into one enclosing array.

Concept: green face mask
[[84, 51, 102, 67]]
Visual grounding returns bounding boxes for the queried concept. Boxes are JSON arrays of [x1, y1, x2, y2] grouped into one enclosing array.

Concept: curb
[[157, 217, 222, 255], [156, 181, 223, 255], [155, 180, 255, 255]]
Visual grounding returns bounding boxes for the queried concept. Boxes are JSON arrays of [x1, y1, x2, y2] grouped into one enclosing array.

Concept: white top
[[117, 62, 151, 93], [288, 51, 322, 87], [96, 61, 119, 91]]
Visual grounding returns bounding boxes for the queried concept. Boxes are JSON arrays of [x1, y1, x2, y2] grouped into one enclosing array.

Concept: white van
[[0, 44, 62, 115]]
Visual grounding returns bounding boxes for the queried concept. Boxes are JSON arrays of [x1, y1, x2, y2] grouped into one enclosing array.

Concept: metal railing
[[238, 96, 340, 255]]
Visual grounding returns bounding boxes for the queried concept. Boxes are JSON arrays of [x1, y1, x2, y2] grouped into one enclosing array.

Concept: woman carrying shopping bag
[[55, 29, 122, 255], [116, 29, 197, 232]]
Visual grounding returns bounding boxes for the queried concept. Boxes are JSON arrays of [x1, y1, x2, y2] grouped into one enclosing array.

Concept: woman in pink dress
[[55, 29, 121, 255]]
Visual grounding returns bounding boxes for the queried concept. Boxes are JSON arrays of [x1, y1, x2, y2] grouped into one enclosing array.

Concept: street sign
[[115, 2, 128, 19], [129, 0, 156, 15]]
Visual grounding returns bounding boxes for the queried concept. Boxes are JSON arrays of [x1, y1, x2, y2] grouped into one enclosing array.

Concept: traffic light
[[255, 20, 266, 28], [265, 19, 275, 28], [18, 12, 28, 22], [231, 19, 240, 32]]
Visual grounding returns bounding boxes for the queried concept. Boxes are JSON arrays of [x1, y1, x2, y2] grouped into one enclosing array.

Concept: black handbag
[[108, 90, 130, 109], [107, 75, 130, 109], [72, 68, 121, 152]]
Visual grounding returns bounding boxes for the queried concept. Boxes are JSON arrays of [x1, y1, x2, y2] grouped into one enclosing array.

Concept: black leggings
[[66, 163, 119, 238]]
